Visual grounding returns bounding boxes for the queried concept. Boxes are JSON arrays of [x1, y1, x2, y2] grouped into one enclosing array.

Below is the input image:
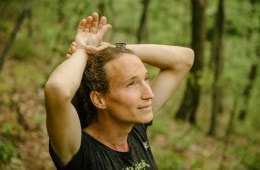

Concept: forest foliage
[[0, 0, 259, 169]]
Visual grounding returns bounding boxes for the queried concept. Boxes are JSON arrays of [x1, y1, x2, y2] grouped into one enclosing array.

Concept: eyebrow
[[125, 72, 149, 82]]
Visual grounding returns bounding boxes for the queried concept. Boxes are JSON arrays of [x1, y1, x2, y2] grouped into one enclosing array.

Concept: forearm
[[126, 44, 194, 72], [45, 49, 88, 100]]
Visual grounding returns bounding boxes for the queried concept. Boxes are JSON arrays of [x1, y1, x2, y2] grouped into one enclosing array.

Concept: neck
[[84, 119, 134, 152]]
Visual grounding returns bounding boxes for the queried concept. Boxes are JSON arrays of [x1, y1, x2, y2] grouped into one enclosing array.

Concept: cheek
[[107, 90, 138, 109]]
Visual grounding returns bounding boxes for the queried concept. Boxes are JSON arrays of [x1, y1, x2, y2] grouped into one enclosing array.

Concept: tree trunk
[[208, 0, 225, 136], [27, 4, 33, 38], [175, 0, 207, 124], [238, 64, 258, 120], [238, 0, 259, 121], [137, 0, 150, 43], [97, 0, 105, 17], [0, 2, 31, 72], [57, 0, 65, 23]]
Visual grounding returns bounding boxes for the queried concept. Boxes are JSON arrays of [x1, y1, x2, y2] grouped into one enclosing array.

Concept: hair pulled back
[[72, 47, 135, 128]]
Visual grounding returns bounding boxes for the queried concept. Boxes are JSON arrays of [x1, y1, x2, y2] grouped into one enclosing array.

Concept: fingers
[[84, 16, 93, 32], [77, 19, 86, 32], [90, 12, 99, 33], [98, 16, 106, 29], [75, 12, 112, 53], [66, 53, 72, 58], [97, 15, 112, 37], [89, 12, 111, 33], [96, 44, 109, 51], [77, 15, 93, 33], [67, 41, 77, 58], [78, 12, 112, 34], [85, 46, 97, 54], [99, 16, 112, 30]]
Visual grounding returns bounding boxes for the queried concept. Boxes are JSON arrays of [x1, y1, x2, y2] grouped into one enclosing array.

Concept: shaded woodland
[[0, 0, 259, 169]]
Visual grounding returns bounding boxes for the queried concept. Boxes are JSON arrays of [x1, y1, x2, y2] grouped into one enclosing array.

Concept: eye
[[127, 80, 137, 87]]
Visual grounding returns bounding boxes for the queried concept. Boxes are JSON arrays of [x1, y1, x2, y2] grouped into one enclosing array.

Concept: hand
[[75, 12, 112, 53]]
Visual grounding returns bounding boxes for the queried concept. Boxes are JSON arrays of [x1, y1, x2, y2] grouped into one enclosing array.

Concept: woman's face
[[103, 54, 154, 125]]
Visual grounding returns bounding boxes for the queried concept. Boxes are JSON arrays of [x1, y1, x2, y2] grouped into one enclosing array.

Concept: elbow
[[44, 78, 72, 102], [174, 47, 194, 72], [185, 48, 195, 69]]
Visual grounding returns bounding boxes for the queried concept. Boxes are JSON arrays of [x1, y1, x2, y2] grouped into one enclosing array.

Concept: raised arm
[[44, 12, 111, 165], [126, 44, 194, 113]]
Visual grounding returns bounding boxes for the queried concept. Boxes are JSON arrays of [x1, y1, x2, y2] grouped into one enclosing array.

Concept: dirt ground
[[0, 60, 56, 170]]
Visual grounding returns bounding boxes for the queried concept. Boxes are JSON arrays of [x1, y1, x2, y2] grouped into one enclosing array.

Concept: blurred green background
[[0, 0, 259, 169]]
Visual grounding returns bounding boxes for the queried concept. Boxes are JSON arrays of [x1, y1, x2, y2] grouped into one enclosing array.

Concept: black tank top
[[49, 124, 158, 170]]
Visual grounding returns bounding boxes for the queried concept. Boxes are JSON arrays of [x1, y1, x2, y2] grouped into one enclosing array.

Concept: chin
[[140, 111, 154, 124]]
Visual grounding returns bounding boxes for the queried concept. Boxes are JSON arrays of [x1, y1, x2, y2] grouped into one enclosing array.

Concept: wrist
[[73, 48, 88, 57], [75, 48, 86, 53]]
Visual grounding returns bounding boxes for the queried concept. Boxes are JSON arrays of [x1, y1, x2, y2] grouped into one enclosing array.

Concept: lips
[[138, 104, 152, 111]]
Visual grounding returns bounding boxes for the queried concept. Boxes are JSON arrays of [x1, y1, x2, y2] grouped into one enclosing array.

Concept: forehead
[[105, 54, 147, 82]]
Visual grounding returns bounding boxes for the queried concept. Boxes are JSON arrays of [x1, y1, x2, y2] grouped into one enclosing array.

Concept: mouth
[[138, 105, 152, 111]]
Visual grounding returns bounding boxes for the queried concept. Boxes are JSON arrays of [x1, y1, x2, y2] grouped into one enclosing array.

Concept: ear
[[90, 91, 107, 109]]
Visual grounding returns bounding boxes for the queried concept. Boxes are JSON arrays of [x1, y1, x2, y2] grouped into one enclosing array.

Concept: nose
[[141, 82, 154, 99]]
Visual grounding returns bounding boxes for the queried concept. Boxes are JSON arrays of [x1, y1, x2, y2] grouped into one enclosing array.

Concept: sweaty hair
[[72, 47, 135, 129]]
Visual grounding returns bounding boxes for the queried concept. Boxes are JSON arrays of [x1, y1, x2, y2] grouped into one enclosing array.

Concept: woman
[[44, 12, 194, 170]]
